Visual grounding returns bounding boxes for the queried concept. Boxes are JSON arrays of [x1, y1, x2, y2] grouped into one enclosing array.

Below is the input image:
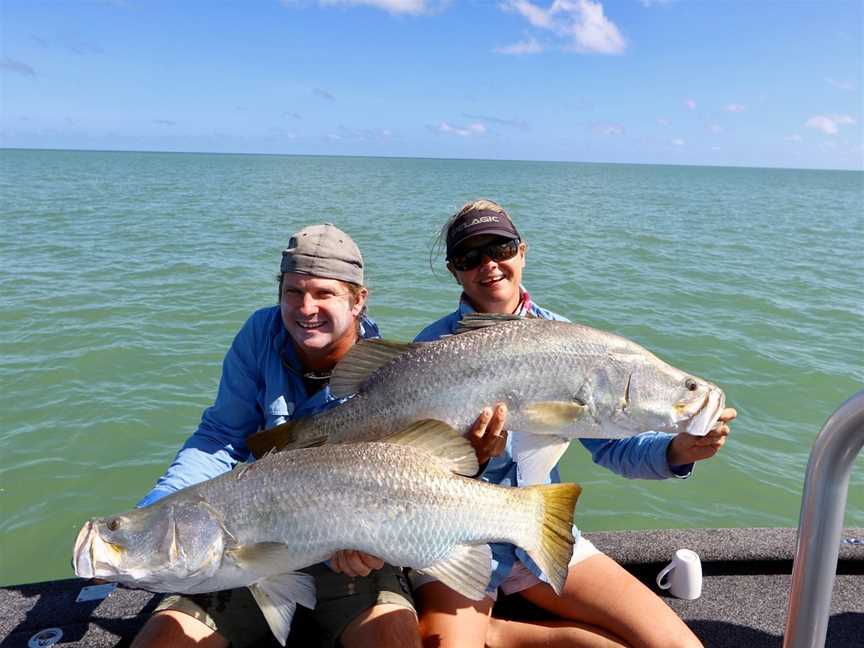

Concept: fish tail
[[523, 483, 581, 595]]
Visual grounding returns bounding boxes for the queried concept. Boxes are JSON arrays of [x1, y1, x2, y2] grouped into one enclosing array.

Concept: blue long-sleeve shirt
[[138, 305, 380, 508], [414, 297, 692, 591]]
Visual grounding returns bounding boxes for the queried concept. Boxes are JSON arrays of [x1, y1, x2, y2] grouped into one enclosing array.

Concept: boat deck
[[3, 527, 862, 647]]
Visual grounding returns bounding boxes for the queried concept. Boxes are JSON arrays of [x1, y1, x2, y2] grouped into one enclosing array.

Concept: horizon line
[[1, 145, 861, 174]]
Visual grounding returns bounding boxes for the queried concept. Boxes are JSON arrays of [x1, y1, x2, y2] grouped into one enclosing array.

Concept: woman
[[412, 200, 736, 648]]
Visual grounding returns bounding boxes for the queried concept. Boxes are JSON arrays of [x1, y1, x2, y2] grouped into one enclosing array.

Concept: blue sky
[[1, 0, 862, 170]]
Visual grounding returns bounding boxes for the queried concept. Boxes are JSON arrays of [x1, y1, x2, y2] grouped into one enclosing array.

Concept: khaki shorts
[[155, 563, 415, 648], [409, 535, 601, 601]]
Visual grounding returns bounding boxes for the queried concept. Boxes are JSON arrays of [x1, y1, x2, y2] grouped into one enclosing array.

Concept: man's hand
[[329, 550, 384, 577], [467, 403, 509, 466], [668, 407, 737, 466]]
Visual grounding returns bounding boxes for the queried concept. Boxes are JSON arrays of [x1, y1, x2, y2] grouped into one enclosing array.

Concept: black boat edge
[[3, 526, 862, 648]]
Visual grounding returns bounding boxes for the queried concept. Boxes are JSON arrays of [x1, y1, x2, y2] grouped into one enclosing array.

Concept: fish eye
[[107, 518, 122, 532], [685, 378, 698, 392]]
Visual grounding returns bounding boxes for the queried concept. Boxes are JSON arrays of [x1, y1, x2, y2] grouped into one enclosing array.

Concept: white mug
[[656, 548, 702, 600]]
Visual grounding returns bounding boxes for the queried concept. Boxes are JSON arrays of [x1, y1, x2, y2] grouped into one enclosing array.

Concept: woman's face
[[449, 234, 527, 314]]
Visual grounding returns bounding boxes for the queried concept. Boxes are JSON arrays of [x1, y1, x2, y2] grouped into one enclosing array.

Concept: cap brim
[[450, 228, 520, 253]]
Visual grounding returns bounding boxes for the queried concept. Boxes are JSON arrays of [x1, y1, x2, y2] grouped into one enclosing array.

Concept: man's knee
[[131, 610, 228, 648], [340, 603, 420, 648]]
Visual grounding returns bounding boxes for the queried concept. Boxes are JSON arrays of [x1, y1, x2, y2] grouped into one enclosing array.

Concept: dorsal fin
[[455, 312, 534, 334], [329, 339, 415, 398], [382, 419, 479, 477]]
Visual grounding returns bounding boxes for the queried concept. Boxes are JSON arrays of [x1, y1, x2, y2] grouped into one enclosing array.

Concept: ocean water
[[1, 148, 862, 586]]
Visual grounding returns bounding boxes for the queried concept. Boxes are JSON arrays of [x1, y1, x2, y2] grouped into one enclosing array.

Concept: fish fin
[[417, 543, 492, 601], [382, 419, 479, 476], [330, 339, 416, 398], [247, 420, 327, 459], [523, 401, 588, 429], [227, 542, 299, 578], [523, 483, 581, 595], [248, 571, 316, 646], [513, 432, 571, 486], [455, 312, 525, 333]]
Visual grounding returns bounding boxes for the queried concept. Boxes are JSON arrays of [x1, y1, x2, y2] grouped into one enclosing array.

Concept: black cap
[[446, 209, 521, 258]]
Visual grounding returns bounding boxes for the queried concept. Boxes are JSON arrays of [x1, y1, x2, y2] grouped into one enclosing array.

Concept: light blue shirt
[[414, 297, 692, 592], [138, 305, 380, 508]]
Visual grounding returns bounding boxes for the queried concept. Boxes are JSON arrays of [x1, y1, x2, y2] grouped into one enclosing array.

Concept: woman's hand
[[667, 407, 737, 466], [329, 550, 385, 577], [467, 403, 509, 466]]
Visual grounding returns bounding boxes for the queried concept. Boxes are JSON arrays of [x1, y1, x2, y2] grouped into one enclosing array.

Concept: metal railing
[[783, 389, 864, 648]]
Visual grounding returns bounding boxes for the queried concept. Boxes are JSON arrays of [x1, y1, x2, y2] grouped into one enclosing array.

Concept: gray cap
[[280, 223, 364, 285]]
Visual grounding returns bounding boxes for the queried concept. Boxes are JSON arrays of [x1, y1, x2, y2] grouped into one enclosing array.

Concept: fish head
[[591, 352, 725, 438], [73, 497, 227, 592]]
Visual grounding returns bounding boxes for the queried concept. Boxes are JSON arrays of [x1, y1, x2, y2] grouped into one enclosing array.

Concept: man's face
[[280, 273, 366, 357]]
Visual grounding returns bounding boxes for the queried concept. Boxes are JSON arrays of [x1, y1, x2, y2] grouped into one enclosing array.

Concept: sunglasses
[[449, 238, 520, 272]]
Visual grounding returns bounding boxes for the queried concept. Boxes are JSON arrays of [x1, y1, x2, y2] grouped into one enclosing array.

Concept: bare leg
[[130, 610, 228, 648], [414, 581, 495, 648], [517, 555, 702, 648], [340, 602, 421, 648], [487, 617, 629, 648]]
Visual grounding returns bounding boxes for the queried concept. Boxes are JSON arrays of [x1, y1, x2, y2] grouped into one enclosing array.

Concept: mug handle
[[656, 563, 674, 589]]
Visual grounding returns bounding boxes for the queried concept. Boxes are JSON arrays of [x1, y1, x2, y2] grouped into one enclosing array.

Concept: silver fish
[[248, 315, 726, 484], [74, 420, 581, 645]]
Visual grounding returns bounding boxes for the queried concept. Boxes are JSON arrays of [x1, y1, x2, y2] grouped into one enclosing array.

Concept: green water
[[1, 149, 862, 586]]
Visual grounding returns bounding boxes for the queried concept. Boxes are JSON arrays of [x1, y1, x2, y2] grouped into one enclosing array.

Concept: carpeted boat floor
[[2, 528, 862, 647]]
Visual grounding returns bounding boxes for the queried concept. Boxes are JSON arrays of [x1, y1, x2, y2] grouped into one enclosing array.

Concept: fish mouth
[[73, 519, 124, 580], [682, 388, 725, 437], [73, 520, 96, 578]]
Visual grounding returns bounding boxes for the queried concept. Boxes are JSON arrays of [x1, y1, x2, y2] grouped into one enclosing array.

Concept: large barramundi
[[248, 315, 726, 483], [73, 420, 580, 645]]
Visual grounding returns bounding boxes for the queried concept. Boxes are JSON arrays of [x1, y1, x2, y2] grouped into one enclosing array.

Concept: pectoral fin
[[523, 401, 588, 430], [416, 544, 492, 601], [512, 432, 571, 486], [248, 571, 317, 646], [227, 542, 298, 578]]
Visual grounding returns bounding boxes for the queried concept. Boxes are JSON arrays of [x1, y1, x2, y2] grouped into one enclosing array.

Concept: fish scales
[[196, 441, 542, 568], [246, 316, 724, 486], [74, 425, 581, 645], [259, 317, 696, 448]]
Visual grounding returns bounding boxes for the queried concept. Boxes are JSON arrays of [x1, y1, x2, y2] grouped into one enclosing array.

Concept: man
[[131, 223, 420, 648]]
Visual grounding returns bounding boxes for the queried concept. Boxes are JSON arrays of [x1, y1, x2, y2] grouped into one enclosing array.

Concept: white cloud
[[804, 114, 856, 135], [505, 0, 554, 28], [463, 113, 530, 130], [672, 137, 685, 146], [656, 117, 669, 126], [592, 122, 624, 136], [724, 103, 745, 113], [313, 87, 335, 101], [501, 0, 626, 54], [785, 134, 803, 142], [436, 121, 486, 137], [826, 77, 856, 91], [495, 37, 543, 55], [287, 0, 434, 15], [0, 57, 36, 76], [685, 99, 696, 110], [706, 122, 722, 134]]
